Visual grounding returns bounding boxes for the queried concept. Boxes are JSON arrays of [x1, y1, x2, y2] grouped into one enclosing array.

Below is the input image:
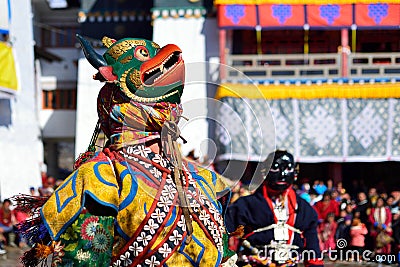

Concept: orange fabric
[[259, 4, 305, 27], [355, 4, 400, 26], [307, 5, 353, 27]]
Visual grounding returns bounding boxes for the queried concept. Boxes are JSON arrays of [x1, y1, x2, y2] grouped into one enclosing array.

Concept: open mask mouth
[[140, 44, 184, 87], [142, 52, 182, 86]]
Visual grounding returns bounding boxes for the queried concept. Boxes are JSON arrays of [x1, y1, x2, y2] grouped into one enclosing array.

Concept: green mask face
[[77, 35, 185, 103]]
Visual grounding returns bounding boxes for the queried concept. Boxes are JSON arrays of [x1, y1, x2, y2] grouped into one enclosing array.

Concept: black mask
[[264, 150, 296, 192]]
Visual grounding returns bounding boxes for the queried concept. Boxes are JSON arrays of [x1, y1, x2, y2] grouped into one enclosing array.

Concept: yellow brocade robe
[[42, 145, 228, 266]]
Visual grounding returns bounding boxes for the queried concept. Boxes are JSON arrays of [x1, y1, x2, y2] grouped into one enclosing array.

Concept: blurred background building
[[1, 0, 400, 198], [0, 0, 43, 199], [214, 0, 400, 190]]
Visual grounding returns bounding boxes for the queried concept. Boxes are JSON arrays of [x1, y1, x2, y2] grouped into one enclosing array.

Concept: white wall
[[74, 58, 100, 157], [41, 48, 79, 84], [40, 110, 76, 138], [153, 17, 219, 162], [0, 0, 43, 199]]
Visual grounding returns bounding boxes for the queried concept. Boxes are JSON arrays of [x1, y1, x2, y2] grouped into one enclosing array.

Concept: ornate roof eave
[[151, 7, 207, 19], [78, 10, 152, 23]]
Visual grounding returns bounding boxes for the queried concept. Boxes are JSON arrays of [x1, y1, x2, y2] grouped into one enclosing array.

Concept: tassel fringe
[[21, 247, 41, 267], [17, 216, 50, 245], [11, 194, 51, 253], [11, 194, 49, 215], [21, 242, 54, 267]]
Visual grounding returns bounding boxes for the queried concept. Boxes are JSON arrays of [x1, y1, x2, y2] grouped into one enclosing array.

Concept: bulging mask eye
[[135, 46, 150, 61], [270, 163, 280, 172]]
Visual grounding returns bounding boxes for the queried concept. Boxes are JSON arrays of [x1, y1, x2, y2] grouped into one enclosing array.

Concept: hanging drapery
[[218, 3, 400, 29], [355, 4, 400, 27], [258, 4, 305, 28], [307, 4, 353, 27], [214, 84, 400, 162], [217, 4, 257, 28], [0, 42, 18, 93]]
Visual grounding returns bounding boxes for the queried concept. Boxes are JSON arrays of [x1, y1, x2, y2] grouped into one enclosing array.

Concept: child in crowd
[[335, 212, 352, 243], [319, 212, 337, 251], [350, 218, 368, 261]]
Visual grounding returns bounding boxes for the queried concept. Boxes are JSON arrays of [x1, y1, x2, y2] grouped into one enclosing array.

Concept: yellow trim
[[0, 42, 18, 92], [215, 83, 400, 99], [215, 0, 400, 4]]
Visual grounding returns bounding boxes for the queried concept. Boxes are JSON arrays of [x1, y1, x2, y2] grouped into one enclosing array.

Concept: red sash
[[262, 185, 298, 244]]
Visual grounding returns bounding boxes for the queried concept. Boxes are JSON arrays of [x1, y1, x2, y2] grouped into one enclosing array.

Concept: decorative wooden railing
[[349, 53, 400, 79]]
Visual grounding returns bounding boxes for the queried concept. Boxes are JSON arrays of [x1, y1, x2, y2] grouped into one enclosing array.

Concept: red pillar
[[341, 28, 349, 78], [219, 29, 226, 80], [328, 163, 342, 186]]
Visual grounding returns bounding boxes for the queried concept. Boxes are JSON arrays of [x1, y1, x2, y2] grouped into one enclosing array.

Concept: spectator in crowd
[[0, 199, 16, 247], [345, 201, 355, 216], [298, 183, 311, 203], [38, 176, 56, 196], [314, 180, 328, 195], [368, 187, 379, 208], [326, 179, 335, 194], [309, 188, 322, 206], [369, 197, 393, 254], [13, 208, 29, 248], [314, 191, 339, 222], [40, 168, 48, 189], [312, 179, 319, 190], [355, 192, 369, 223], [339, 193, 352, 211], [318, 212, 337, 251], [29, 186, 39, 196], [391, 209, 400, 255], [331, 190, 340, 202], [391, 190, 400, 207], [335, 211, 351, 243], [386, 195, 396, 213], [350, 218, 368, 261], [336, 182, 345, 195]]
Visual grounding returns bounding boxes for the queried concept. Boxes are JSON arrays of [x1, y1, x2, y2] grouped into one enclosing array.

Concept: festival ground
[[0, 246, 398, 267]]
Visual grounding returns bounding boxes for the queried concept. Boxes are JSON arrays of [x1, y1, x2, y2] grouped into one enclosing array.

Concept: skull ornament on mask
[[77, 34, 185, 103], [263, 150, 296, 192]]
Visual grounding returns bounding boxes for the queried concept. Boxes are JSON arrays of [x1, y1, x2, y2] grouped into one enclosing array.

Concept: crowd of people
[[0, 173, 62, 254], [298, 179, 400, 259], [0, 198, 29, 254]]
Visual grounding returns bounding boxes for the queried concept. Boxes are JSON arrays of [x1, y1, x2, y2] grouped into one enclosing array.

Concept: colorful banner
[[218, 3, 400, 28], [307, 4, 353, 27], [216, 0, 400, 4], [215, 97, 400, 162], [215, 83, 400, 100], [258, 4, 305, 27], [0, 0, 10, 34], [218, 4, 257, 28], [0, 42, 18, 93], [355, 4, 400, 27]]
